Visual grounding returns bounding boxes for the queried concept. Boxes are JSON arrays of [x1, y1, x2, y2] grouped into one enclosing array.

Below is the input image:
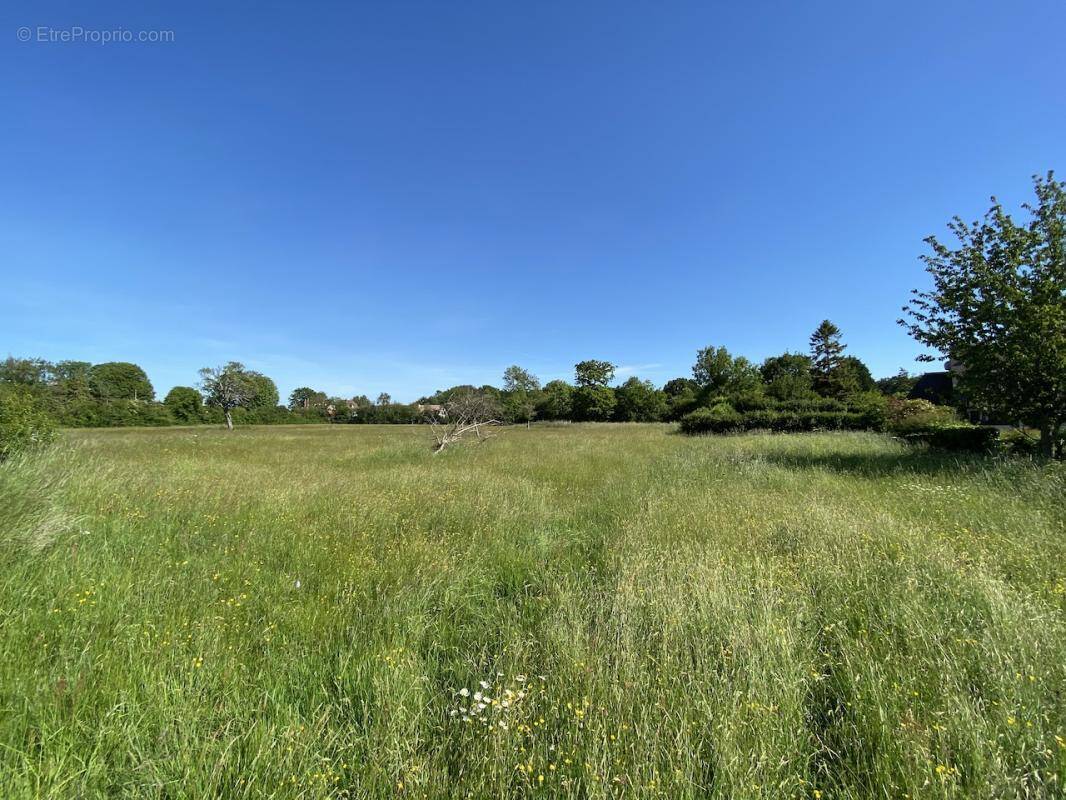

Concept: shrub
[[0, 386, 57, 459], [885, 397, 957, 433], [901, 425, 999, 453], [679, 405, 878, 435], [998, 429, 1040, 457]]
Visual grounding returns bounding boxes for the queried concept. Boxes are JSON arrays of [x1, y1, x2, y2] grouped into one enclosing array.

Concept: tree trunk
[[1039, 420, 1054, 458], [225, 409, 234, 431]]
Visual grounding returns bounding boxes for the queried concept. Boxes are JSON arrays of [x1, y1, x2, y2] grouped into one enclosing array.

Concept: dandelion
[[459, 688, 470, 698]]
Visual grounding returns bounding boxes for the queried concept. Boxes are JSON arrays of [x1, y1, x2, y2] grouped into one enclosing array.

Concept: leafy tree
[[574, 360, 615, 387], [572, 385, 616, 421], [51, 361, 93, 402], [877, 369, 919, 397], [350, 394, 372, 408], [837, 356, 876, 394], [662, 377, 697, 397], [692, 346, 760, 396], [901, 172, 1066, 457], [614, 377, 667, 421], [537, 380, 573, 420], [692, 346, 733, 391], [502, 365, 541, 393], [760, 352, 814, 400], [89, 362, 154, 401], [661, 377, 699, 420], [244, 373, 279, 410], [164, 386, 203, 423], [500, 366, 540, 424], [376, 392, 392, 406], [0, 357, 52, 386], [288, 387, 327, 410], [809, 321, 847, 397], [199, 362, 257, 430]]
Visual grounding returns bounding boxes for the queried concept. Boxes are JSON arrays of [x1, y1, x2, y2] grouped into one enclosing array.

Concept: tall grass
[[1, 425, 1063, 798]]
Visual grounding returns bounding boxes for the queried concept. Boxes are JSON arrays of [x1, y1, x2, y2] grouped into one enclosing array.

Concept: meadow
[[1, 424, 1064, 799]]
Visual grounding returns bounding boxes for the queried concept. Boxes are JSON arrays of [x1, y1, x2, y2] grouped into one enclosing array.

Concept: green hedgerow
[[0, 386, 57, 460]]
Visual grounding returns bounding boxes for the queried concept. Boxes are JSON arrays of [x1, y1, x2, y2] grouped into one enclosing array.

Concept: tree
[[500, 366, 540, 425], [614, 377, 667, 422], [662, 377, 699, 420], [692, 346, 760, 396], [537, 380, 573, 420], [572, 385, 616, 421], [760, 352, 814, 400], [51, 361, 93, 402], [809, 321, 847, 397], [837, 356, 876, 394], [199, 362, 257, 430], [288, 387, 327, 411], [574, 360, 615, 387], [901, 172, 1066, 457], [164, 386, 203, 423], [376, 392, 392, 406], [0, 357, 52, 386], [89, 362, 154, 401], [877, 369, 919, 397], [502, 365, 541, 393], [244, 373, 279, 410]]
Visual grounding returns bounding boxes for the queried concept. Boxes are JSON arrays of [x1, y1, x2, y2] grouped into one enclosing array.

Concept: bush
[[901, 425, 1000, 453], [0, 386, 57, 459], [885, 397, 956, 433], [679, 405, 880, 435], [998, 429, 1040, 457]]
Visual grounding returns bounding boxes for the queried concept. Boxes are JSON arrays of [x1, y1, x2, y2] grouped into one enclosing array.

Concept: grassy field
[[1, 424, 1065, 799]]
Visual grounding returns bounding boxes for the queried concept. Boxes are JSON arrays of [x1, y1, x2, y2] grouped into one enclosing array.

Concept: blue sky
[[3, 1, 1065, 402]]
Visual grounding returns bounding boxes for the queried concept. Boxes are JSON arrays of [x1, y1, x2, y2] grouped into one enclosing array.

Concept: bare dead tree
[[427, 389, 502, 453]]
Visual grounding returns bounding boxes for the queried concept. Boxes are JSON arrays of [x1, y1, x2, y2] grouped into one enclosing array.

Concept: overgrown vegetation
[[1, 425, 1063, 798], [0, 384, 57, 460]]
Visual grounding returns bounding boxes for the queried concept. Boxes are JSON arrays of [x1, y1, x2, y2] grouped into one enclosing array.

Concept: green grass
[[1, 424, 1065, 799]]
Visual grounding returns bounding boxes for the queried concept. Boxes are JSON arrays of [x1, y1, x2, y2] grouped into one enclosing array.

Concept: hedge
[[900, 426, 1000, 453], [680, 407, 881, 435]]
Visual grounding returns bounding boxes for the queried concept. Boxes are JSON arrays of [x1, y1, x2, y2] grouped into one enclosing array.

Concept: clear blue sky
[[3, 2, 1064, 402]]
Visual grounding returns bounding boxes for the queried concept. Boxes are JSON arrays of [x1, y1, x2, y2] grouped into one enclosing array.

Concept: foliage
[[288, 387, 327, 411], [901, 172, 1066, 457], [809, 320, 849, 397], [900, 425, 1000, 453], [376, 392, 392, 406], [502, 365, 540, 393], [884, 397, 957, 433], [574, 360, 615, 387], [760, 352, 815, 400], [572, 385, 616, 421], [89, 362, 155, 401], [163, 386, 203, 423], [877, 369, 919, 397], [838, 355, 877, 394], [537, 380, 574, 420], [0, 385, 57, 459], [613, 378, 667, 422], [692, 346, 761, 396], [680, 405, 881, 434], [244, 373, 280, 410]]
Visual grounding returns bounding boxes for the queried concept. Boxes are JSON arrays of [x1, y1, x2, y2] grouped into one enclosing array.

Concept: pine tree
[[809, 320, 846, 396]]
